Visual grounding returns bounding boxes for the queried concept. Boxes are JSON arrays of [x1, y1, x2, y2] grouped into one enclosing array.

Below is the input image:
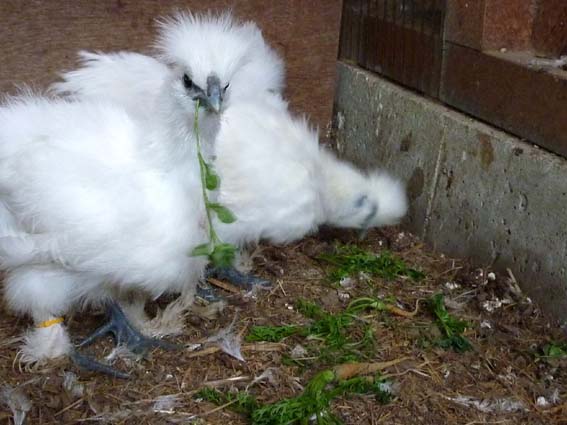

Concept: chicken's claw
[[77, 301, 179, 353], [72, 300, 180, 378], [70, 350, 130, 379]]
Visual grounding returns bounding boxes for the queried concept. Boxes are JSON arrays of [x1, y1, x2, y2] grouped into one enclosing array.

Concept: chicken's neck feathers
[[141, 89, 217, 169]]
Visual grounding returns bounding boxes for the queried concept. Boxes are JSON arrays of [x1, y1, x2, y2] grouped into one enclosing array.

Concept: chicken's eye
[[223, 83, 230, 92], [183, 74, 193, 90]]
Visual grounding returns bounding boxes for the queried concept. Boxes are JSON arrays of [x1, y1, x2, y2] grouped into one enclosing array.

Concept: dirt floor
[[1, 227, 566, 425]]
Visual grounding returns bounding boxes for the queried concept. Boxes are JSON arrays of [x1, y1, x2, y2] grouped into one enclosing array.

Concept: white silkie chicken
[[0, 12, 284, 374], [52, 30, 407, 296]]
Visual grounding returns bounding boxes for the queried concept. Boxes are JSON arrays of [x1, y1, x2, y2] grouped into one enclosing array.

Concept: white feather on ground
[[0, 11, 283, 362]]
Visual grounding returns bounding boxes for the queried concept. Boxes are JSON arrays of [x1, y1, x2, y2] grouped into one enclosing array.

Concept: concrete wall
[[333, 61, 567, 323]]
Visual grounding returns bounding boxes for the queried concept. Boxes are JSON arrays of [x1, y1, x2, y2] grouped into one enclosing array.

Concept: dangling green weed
[[190, 100, 238, 268]]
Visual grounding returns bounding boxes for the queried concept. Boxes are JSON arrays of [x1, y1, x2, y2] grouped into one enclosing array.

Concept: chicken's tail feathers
[[365, 171, 408, 226], [317, 149, 408, 229]]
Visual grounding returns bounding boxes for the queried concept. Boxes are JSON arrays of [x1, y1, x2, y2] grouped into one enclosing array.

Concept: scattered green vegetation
[[349, 324, 376, 352], [196, 386, 225, 405], [540, 342, 567, 359], [190, 99, 238, 267], [296, 298, 327, 319], [318, 245, 424, 283], [332, 374, 393, 405], [247, 299, 378, 365], [347, 296, 394, 314], [246, 324, 302, 343], [297, 299, 354, 350], [196, 387, 259, 415], [247, 293, 423, 365], [428, 293, 472, 352], [245, 300, 354, 350], [252, 370, 337, 425], [196, 369, 392, 425]]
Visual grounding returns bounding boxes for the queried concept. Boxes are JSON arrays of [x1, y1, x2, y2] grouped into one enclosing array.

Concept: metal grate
[[339, 0, 446, 97]]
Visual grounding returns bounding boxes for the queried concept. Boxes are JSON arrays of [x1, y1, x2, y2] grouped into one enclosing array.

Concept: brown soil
[[1, 227, 566, 425]]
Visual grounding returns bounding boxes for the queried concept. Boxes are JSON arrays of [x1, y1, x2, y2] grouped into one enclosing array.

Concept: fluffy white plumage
[[53, 53, 407, 252], [214, 93, 408, 247], [0, 11, 283, 362], [46, 10, 406, 344], [0, 93, 207, 362], [51, 12, 284, 123]]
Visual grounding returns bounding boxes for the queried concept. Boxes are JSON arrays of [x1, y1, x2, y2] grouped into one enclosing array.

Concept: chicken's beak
[[205, 76, 222, 114]]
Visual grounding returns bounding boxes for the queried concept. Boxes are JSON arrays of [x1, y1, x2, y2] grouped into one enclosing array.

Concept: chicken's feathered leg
[[71, 300, 180, 378], [77, 300, 179, 352]]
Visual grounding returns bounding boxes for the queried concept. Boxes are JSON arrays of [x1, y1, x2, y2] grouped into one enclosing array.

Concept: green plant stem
[[193, 100, 219, 249]]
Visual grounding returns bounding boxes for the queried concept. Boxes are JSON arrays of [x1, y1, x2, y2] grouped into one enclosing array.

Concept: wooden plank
[[482, 0, 535, 50], [441, 43, 567, 157], [444, 0, 485, 50], [532, 0, 567, 58], [0, 0, 342, 130]]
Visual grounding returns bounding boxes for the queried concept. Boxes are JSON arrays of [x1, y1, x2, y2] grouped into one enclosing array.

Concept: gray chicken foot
[[72, 300, 180, 378]]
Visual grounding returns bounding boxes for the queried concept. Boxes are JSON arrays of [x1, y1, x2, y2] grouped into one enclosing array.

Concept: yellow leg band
[[37, 317, 64, 328]]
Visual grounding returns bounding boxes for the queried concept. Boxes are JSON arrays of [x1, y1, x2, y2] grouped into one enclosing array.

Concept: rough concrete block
[[333, 61, 567, 323], [333, 63, 444, 238], [428, 117, 567, 321]]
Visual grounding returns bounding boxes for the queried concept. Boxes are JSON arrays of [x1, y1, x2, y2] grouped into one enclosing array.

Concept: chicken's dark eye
[[223, 83, 230, 92], [183, 74, 193, 90]]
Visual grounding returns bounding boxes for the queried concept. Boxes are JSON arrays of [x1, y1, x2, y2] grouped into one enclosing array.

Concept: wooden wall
[[340, 0, 567, 157], [0, 0, 342, 130]]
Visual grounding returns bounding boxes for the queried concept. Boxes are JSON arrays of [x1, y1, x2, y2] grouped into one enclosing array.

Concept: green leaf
[[295, 299, 354, 351], [195, 388, 258, 416], [246, 325, 301, 343], [210, 242, 236, 268], [196, 370, 392, 425], [437, 335, 473, 353], [542, 343, 567, 359], [296, 299, 326, 319], [204, 162, 220, 191], [195, 387, 224, 405], [346, 297, 387, 314], [428, 293, 472, 352], [208, 203, 237, 224], [191, 243, 212, 257], [319, 245, 425, 283]]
